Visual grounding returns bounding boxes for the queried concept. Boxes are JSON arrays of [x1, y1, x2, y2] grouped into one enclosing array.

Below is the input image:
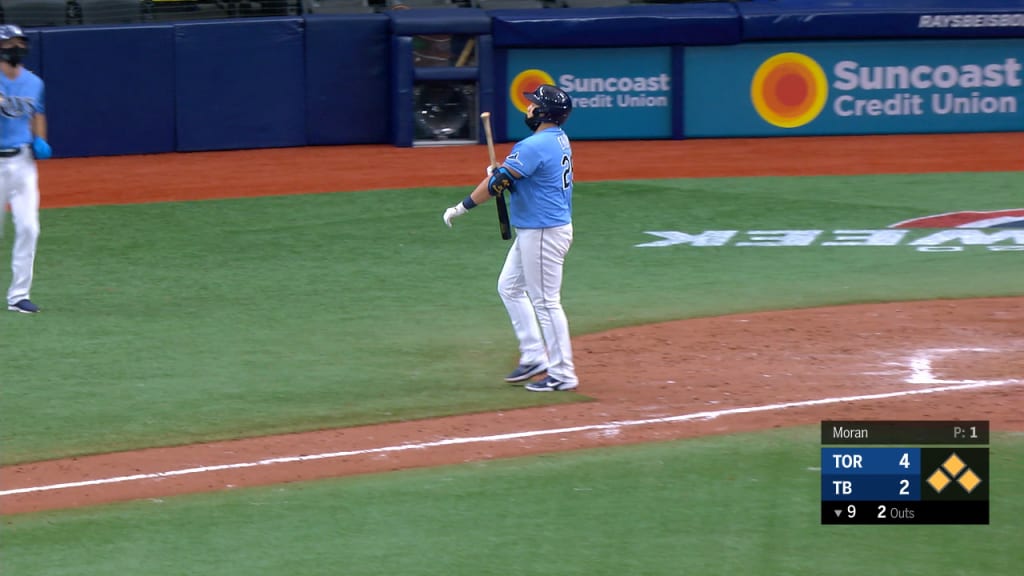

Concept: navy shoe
[[525, 376, 578, 392], [504, 363, 547, 383], [7, 299, 39, 314]]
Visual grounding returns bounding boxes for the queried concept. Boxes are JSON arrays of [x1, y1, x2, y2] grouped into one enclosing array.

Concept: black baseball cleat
[[7, 299, 39, 314], [504, 363, 547, 383]]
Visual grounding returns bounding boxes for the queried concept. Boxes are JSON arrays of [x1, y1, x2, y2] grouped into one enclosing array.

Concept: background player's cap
[[0, 25, 27, 42]]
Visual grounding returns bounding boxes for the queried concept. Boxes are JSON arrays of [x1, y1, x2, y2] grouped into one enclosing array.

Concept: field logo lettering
[[637, 209, 1024, 252]]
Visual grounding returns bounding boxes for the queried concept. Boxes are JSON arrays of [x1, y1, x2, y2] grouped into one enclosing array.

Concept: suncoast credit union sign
[[829, 57, 1020, 119], [684, 39, 1024, 136], [506, 47, 672, 140]]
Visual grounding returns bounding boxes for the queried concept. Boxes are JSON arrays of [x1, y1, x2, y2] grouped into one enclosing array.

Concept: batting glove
[[443, 203, 468, 227], [32, 137, 52, 160]]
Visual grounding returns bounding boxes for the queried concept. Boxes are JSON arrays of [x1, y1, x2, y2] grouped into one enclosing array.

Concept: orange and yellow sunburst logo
[[509, 69, 556, 113], [750, 53, 828, 128]]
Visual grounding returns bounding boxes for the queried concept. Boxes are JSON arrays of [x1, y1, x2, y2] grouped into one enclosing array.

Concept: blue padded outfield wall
[[491, 0, 1024, 141], [42, 25, 176, 157], [18, 0, 1024, 157], [304, 14, 391, 146], [174, 18, 307, 151]]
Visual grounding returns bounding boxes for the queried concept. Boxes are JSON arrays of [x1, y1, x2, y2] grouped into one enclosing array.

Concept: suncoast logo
[[509, 69, 557, 114], [635, 210, 1024, 253], [751, 52, 829, 128]]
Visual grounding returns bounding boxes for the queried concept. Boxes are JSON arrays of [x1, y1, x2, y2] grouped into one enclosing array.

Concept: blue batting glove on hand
[[32, 137, 52, 160]]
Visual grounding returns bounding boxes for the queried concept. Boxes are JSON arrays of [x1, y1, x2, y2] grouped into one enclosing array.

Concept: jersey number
[[561, 154, 573, 189]]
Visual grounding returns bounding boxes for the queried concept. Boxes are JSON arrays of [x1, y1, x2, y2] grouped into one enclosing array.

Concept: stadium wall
[[23, 0, 1024, 157]]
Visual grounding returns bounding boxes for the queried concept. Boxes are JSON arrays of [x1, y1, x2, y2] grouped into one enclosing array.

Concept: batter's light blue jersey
[[503, 127, 573, 229], [0, 68, 45, 148]]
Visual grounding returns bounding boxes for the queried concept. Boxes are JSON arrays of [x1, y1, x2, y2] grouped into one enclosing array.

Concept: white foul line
[[1, 378, 1018, 498]]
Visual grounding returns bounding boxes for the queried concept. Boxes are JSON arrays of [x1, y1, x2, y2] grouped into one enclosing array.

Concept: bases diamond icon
[[927, 469, 952, 493], [957, 468, 982, 493], [942, 453, 966, 477]]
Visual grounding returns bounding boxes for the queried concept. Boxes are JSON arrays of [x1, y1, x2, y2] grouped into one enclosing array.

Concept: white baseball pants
[[0, 147, 40, 305], [497, 223, 577, 386]]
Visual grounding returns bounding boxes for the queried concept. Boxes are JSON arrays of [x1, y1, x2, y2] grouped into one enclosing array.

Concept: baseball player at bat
[[0, 24, 50, 314], [442, 85, 579, 392]]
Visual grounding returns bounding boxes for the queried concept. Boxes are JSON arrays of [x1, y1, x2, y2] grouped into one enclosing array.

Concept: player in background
[[443, 85, 579, 392], [0, 24, 50, 314]]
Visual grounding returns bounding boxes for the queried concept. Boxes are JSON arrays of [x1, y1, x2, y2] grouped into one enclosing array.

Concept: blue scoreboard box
[[820, 421, 989, 524]]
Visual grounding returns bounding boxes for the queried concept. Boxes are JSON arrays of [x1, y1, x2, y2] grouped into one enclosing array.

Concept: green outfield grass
[[1, 172, 1022, 463], [2, 427, 1021, 575]]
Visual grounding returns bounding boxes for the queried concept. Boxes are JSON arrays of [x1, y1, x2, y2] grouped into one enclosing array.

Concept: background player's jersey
[[503, 127, 573, 229], [0, 68, 44, 148]]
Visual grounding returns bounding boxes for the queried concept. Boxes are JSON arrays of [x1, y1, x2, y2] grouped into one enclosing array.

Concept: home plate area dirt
[[2, 134, 1022, 515]]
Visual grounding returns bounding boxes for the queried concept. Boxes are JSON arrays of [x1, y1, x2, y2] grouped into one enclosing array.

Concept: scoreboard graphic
[[821, 421, 989, 524]]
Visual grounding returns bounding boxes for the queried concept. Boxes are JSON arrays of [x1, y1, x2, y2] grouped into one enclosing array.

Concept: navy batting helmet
[[0, 25, 27, 42], [523, 85, 572, 130]]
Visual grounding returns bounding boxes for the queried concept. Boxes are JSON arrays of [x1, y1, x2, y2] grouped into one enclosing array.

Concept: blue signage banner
[[505, 47, 672, 140], [684, 39, 1024, 136]]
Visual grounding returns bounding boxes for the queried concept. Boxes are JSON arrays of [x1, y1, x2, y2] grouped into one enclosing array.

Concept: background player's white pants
[[0, 149, 40, 305], [498, 223, 577, 385]]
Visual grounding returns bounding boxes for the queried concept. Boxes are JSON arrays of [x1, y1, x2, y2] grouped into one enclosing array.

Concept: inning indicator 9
[[820, 421, 989, 525]]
